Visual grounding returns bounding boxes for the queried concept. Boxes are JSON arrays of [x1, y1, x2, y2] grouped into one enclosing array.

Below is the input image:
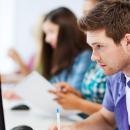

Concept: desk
[[4, 108, 82, 130], [2, 84, 52, 130], [4, 109, 55, 130], [2, 84, 82, 130]]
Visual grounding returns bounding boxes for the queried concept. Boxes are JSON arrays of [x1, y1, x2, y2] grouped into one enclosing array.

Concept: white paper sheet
[[13, 71, 79, 118]]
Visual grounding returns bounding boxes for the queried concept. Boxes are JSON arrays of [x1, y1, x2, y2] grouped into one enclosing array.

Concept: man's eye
[[97, 45, 101, 48]]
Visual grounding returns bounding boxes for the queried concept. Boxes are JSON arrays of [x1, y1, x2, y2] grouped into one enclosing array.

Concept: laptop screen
[[0, 76, 6, 130]]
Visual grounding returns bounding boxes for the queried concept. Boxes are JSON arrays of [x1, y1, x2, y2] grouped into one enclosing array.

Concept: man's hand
[[48, 124, 74, 130]]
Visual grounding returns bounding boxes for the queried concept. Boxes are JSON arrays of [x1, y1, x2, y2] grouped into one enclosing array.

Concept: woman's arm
[[49, 89, 102, 115], [8, 49, 31, 75], [77, 97, 102, 115]]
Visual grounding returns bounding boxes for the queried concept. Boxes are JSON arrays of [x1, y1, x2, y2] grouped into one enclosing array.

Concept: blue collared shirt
[[103, 72, 130, 130], [50, 50, 94, 91]]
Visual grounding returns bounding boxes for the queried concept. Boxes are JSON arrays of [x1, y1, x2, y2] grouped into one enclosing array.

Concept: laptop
[[1, 76, 34, 130], [0, 76, 6, 130]]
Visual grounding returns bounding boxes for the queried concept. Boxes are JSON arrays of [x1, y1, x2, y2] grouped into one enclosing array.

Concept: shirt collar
[[120, 72, 126, 86], [125, 74, 130, 83]]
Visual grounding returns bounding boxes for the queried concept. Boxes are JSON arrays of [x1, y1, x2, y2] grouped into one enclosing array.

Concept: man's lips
[[99, 64, 107, 68]]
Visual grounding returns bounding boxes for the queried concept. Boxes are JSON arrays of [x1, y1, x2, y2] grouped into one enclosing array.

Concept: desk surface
[[2, 84, 82, 130], [4, 109, 55, 130], [3, 102, 81, 130]]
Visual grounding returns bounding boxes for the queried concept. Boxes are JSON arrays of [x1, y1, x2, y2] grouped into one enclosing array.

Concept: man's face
[[87, 29, 129, 75]]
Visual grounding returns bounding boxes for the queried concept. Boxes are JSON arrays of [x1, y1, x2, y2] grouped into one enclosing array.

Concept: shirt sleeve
[[103, 79, 115, 112], [50, 50, 93, 91]]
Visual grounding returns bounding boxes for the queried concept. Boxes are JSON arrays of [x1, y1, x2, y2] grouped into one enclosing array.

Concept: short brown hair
[[79, 0, 130, 44]]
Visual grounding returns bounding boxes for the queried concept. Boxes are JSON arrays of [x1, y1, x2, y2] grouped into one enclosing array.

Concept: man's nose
[[91, 51, 100, 61]]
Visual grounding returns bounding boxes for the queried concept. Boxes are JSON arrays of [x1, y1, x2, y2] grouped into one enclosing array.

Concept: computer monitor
[[0, 76, 6, 130]]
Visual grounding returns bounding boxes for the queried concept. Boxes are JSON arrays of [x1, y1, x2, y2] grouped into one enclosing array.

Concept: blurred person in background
[[1, 15, 45, 84], [1, 48, 34, 84], [3, 7, 93, 98], [2, 6, 92, 87], [34, 6, 93, 91]]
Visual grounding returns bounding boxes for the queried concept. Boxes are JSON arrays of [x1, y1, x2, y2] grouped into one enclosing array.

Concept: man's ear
[[123, 34, 130, 52], [125, 34, 130, 46]]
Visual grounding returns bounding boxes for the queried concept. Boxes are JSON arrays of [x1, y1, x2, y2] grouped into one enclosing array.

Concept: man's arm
[[49, 107, 116, 130], [71, 107, 116, 130]]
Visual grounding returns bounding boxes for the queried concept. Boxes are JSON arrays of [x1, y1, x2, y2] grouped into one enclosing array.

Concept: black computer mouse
[[11, 104, 30, 110], [11, 125, 33, 130]]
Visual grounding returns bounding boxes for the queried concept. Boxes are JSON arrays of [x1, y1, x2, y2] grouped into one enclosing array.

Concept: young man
[[49, 0, 130, 130]]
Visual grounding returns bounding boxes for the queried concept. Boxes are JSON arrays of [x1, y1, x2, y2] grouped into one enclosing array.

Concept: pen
[[56, 107, 60, 130]]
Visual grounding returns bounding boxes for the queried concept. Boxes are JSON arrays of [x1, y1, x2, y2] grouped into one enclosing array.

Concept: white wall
[[0, 0, 84, 73], [0, 0, 16, 73], [15, 0, 84, 61]]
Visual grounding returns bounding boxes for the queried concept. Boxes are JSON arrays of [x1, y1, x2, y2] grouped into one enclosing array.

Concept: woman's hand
[[49, 90, 82, 110], [3, 91, 22, 100], [8, 48, 22, 64], [56, 93, 82, 110], [8, 48, 31, 75], [53, 82, 81, 97]]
